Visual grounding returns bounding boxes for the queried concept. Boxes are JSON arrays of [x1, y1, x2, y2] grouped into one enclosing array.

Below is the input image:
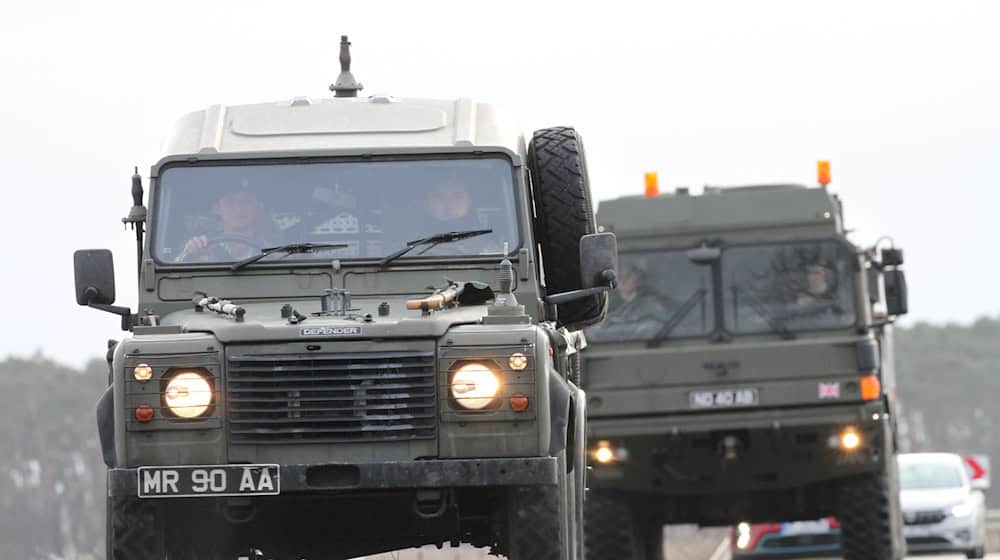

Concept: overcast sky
[[1, 0, 997, 367]]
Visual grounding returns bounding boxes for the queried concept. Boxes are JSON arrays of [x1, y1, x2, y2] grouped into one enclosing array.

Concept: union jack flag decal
[[818, 382, 841, 399]]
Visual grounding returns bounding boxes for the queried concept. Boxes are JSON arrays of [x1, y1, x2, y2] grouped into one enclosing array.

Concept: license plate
[[689, 388, 759, 409], [137, 464, 280, 498], [781, 519, 831, 535]]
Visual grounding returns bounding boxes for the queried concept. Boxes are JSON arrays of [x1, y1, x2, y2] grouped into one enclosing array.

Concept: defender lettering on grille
[[300, 326, 362, 337]]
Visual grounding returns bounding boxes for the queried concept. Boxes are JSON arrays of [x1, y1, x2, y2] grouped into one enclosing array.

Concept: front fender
[[547, 373, 572, 456]]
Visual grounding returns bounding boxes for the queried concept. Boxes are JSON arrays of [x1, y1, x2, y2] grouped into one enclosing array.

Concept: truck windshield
[[585, 249, 715, 344], [153, 157, 520, 264], [722, 240, 857, 334], [899, 462, 964, 490]]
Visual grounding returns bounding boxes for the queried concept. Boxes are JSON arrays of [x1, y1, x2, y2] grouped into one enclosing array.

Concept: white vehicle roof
[[159, 95, 524, 161]]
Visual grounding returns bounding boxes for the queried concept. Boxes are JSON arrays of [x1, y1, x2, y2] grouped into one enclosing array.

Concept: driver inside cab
[[176, 185, 275, 262]]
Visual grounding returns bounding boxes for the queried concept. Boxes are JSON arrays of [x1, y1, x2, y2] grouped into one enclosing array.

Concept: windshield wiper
[[379, 229, 492, 268], [647, 288, 708, 348], [739, 289, 796, 340], [231, 243, 349, 271]]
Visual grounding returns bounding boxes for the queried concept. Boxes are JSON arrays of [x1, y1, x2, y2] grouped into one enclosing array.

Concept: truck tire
[[528, 126, 605, 331], [838, 465, 905, 560], [107, 497, 165, 560], [506, 484, 573, 560], [584, 490, 663, 560]]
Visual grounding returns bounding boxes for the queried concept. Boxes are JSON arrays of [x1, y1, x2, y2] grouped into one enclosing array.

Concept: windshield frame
[[720, 237, 862, 336], [148, 153, 525, 269]]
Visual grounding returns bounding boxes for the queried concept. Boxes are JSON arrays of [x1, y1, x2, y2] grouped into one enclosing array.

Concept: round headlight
[[450, 363, 501, 410], [164, 371, 213, 418], [133, 364, 153, 382]]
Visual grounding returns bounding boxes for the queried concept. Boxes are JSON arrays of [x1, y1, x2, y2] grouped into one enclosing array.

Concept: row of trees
[[2, 317, 997, 557]]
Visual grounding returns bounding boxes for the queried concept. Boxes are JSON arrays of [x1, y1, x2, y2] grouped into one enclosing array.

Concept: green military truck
[[73, 38, 617, 560], [582, 169, 909, 560]]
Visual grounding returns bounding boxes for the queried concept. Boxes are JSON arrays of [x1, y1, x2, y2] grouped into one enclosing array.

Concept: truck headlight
[[450, 362, 501, 410], [163, 371, 213, 418]]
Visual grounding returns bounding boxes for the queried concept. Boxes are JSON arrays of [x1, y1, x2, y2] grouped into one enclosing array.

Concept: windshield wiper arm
[[740, 289, 795, 340], [379, 229, 493, 268], [647, 288, 708, 348], [231, 243, 349, 271]]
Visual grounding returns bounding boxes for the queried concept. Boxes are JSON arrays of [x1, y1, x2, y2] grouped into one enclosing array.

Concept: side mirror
[[74, 249, 116, 305], [74, 249, 133, 331], [884, 269, 908, 316], [687, 245, 720, 265], [579, 233, 619, 289], [544, 233, 618, 307]]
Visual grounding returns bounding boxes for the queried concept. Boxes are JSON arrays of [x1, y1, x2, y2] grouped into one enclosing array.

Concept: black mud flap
[[548, 374, 572, 457], [96, 386, 115, 467]]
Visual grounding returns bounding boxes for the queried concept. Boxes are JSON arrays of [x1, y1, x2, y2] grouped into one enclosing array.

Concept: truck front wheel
[[107, 497, 164, 560], [837, 463, 905, 560], [505, 483, 575, 560], [584, 490, 663, 560]]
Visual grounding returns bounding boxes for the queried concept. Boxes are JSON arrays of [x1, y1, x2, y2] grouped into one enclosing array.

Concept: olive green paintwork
[[108, 93, 577, 471], [585, 184, 899, 503]]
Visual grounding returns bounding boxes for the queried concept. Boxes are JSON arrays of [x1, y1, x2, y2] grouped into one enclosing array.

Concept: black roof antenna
[[122, 167, 147, 276], [330, 35, 363, 98]]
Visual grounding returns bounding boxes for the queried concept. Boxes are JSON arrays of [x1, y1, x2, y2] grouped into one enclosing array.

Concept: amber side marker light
[[860, 375, 882, 401]]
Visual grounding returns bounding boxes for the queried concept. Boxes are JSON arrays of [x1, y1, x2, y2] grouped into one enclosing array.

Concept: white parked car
[[899, 453, 988, 558]]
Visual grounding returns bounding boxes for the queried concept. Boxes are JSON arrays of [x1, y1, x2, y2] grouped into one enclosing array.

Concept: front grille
[[904, 510, 947, 525], [227, 350, 436, 444]]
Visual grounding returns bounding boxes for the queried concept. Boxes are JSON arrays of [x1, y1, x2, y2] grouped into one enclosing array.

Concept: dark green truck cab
[[583, 178, 909, 560]]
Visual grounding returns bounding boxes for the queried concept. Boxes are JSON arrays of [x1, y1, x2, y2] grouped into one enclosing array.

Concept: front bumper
[[903, 512, 983, 553], [588, 402, 888, 495], [108, 457, 557, 498]]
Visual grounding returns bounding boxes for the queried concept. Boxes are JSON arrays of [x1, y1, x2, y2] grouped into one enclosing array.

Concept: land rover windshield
[[153, 157, 520, 264]]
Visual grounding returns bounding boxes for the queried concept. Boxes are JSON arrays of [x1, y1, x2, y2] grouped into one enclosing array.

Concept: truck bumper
[[587, 402, 890, 495], [108, 457, 558, 497]]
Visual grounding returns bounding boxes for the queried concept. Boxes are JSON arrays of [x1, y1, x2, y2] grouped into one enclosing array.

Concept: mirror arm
[[544, 284, 613, 306], [87, 303, 135, 331]]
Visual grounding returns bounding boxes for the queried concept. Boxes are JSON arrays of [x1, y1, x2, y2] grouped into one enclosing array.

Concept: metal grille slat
[[228, 392, 435, 404], [227, 350, 436, 444]]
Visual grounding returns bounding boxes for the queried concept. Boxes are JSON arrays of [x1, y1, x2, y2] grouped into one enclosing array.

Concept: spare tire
[[528, 126, 606, 330]]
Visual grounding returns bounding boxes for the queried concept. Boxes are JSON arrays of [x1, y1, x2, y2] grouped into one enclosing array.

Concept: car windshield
[[722, 240, 858, 334], [899, 461, 965, 490], [585, 249, 715, 343], [153, 157, 520, 264]]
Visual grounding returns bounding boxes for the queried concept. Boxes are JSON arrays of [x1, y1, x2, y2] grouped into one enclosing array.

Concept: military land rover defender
[[74, 38, 616, 560], [582, 167, 908, 560]]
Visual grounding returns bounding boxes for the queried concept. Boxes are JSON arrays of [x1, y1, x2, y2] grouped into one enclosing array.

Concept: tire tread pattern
[[528, 127, 605, 330], [109, 497, 163, 560], [507, 485, 567, 560], [838, 469, 904, 560]]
